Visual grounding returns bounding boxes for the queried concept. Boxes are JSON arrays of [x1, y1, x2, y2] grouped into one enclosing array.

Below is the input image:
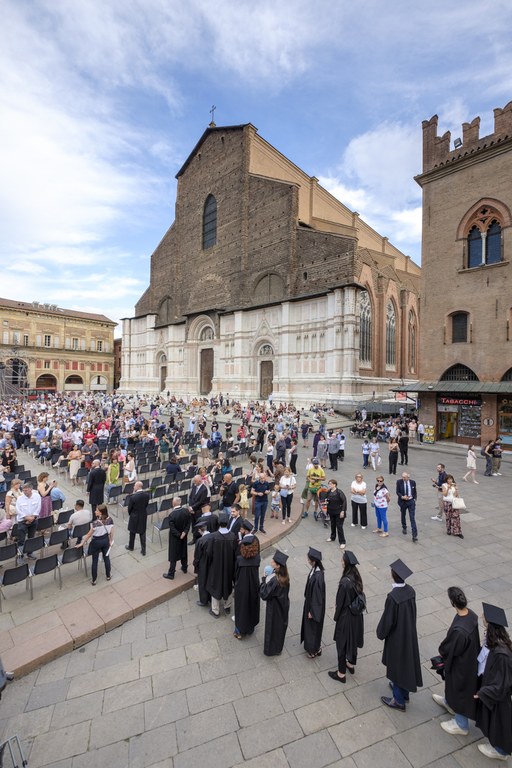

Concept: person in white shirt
[[15, 483, 42, 552]]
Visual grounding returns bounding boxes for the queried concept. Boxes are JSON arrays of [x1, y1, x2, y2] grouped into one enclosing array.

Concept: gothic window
[[259, 344, 274, 356], [440, 364, 478, 381], [501, 368, 512, 381], [359, 291, 372, 365], [408, 310, 417, 372], [385, 301, 396, 367], [202, 195, 217, 249], [451, 312, 468, 343], [200, 326, 214, 342], [465, 207, 503, 268]]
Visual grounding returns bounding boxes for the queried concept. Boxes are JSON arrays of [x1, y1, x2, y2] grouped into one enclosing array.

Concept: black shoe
[[163, 573, 174, 580], [141, 550, 146, 556], [381, 696, 405, 711], [328, 670, 346, 683], [125, 545, 134, 551], [412, 537, 418, 543], [259, 529, 267, 534], [181, 568, 188, 573], [209, 609, 220, 618], [5, 672, 14, 682], [402, 529, 407, 535], [456, 534, 464, 539], [196, 601, 208, 607]]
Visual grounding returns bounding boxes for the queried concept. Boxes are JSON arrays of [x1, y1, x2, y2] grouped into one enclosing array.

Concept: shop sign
[[438, 397, 481, 406]]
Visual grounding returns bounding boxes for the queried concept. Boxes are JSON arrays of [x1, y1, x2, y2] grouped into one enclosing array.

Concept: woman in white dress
[[462, 445, 478, 484]]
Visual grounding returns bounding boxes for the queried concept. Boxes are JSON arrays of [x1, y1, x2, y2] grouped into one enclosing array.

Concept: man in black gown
[[163, 497, 191, 579], [377, 558, 423, 711], [193, 518, 212, 607], [205, 512, 237, 617]]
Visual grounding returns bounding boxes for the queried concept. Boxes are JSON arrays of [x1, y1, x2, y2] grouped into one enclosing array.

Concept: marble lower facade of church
[[120, 287, 415, 406]]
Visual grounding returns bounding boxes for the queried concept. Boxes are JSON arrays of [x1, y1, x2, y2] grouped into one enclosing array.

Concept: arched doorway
[[64, 374, 84, 391], [36, 374, 57, 391], [158, 354, 167, 392], [258, 343, 274, 399]]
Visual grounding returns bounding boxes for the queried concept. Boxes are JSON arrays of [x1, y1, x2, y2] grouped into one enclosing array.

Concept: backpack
[[349, 591, 367, 615], [480, 445, 487, 456]]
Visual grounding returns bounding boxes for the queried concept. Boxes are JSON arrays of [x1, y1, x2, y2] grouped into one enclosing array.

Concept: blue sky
[[2, 1, 512, 333]]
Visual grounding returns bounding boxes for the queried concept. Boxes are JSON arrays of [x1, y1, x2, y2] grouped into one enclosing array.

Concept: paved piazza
[[0, 436, 510, 767]]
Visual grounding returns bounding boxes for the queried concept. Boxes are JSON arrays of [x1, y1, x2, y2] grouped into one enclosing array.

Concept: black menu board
[[458, 404, 481, 438]]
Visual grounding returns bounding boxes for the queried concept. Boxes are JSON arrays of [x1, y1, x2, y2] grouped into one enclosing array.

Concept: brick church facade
[[403, 100, 512, 444], [120, 123, 420, 404]]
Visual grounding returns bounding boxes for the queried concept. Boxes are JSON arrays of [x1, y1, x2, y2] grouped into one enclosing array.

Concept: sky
[[2, 0, 512, 334]]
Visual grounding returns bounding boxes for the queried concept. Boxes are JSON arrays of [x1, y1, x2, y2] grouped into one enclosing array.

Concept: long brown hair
[[274, 563, 290, 588], [343, 560, 363, 593], [487, 623, 512, 653]]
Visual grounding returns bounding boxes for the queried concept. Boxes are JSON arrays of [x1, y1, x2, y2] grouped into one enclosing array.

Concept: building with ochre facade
[[120, 123, 420, 405], [403, 101, 512, 444]]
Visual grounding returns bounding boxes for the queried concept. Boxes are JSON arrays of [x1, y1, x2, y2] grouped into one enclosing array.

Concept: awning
[[392, 381, 512, 394]]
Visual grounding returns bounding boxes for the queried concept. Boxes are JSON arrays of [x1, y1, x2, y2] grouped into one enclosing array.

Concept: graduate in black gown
[[433, 586, 479, 736], [300, 547, 326, 658], [377, 558, 423, 711], [233, 534, 261, 639], [475, 602, 512, 760], [260, 550, 290, 656], [192, 518, 212, 607], [328, 550, 364, 682]]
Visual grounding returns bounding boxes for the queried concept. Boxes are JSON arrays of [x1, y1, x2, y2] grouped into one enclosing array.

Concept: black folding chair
[[22, 535, 45, 559], [31, 554, 62, 592], [0, 563, 32, 609], [70, 523, 91, 542], [52, 498, 63, 511], [37, 516, 54, 535], [47, 529, 68, 548], [56, 509, 73, 526], [0, 544, 18, 569], [60, 545, 88, 577], [152, 515, 170, 546]]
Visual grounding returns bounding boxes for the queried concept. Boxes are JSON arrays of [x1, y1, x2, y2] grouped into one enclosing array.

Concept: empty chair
[[56, 509, 73, 526], [158, 497, 173, 515], [146, 501, 158, 517], [47, 529, 68, 548], [152, 486, 166, 500], [0, 544, 18, 569], [76, 467, 89, 485], [152, 514, 170, 546], [52, 498, 63, 512], [152, 476, 164, 488], [233, 466, 243, 477], [60, 545, 88, 577], [56, 458, 69, 476], [149, 462, 160, 473], [180, 479, 191, 492], [31, 554, 62, 592], [175, 471, 186, 483], [138, 464, 149, 475], [36, 516, 54, 536], [106, 485, 123, 506], [141, 478, 150, 489], [71, 522, 91, 541], [0, 563, 32, 610], [123, 482, 135, 496], [210, 499, 220, 512], [22, 535, 45, 560]]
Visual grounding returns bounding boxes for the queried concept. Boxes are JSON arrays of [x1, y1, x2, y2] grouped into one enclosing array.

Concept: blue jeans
[[392, 683, 409, 706], [254, 500, 267, 531], [455, 713, 469, 730], [399, 500, 417, 538], [375, 506, 388, 532]]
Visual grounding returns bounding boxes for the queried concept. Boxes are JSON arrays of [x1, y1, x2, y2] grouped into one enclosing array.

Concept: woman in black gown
[[260, 550, 290, 656], [300, 547, 326, 658], [329, 550, 364, 682], [475, 602, 512, 761], [233, 534, 261, 639]]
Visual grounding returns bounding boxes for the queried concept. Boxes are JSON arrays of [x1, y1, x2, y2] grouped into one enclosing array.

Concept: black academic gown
[[333, 575, 364, 660], [300, 567, 326, 654], [167, 505, 191, 563], [476, 645, 512, 754], [127, 490, 150, 535], [193, 533, 211, 605], [260, 575, 290, 656], [438, 610, 480, 719], [205, 529, 237, 600], [234, 553, 261, 635], [376, 584, 423, 692], [87, 467, 106, 507]]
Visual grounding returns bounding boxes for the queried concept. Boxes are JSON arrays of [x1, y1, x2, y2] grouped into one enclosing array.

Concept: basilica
[[120, 122, 420, 405]]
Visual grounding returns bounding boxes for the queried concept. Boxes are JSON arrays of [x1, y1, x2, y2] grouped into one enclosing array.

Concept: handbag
[[452, 497, 466, 510], [349, 590, 367, 615]]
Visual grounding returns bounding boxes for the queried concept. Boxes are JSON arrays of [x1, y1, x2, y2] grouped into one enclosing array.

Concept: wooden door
[[160, 366, 167, 392], [260, 360, 273, 399], [200, 348, 214, 395]]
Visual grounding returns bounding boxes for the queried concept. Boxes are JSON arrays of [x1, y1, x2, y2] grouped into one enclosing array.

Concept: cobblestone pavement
[[0, 437, 510, 767]]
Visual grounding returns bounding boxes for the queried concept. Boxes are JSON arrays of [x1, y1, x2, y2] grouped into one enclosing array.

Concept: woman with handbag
[[328, 550, 364, 682], [77, 504, 114, 585], [279, 467, 296, 524], [442, 475, 464, 539]]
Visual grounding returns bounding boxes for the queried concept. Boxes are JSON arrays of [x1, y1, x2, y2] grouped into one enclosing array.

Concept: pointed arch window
[[465, 207, 503, 268], [359, 291, 372, 365], [385, 301, 396, 367], [202, 194, 217, 249]]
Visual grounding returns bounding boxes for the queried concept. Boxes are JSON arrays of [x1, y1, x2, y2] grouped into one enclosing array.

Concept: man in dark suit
[[188, 476, 209, 544], [396, 472, 418, 542], [126, 481, 150, 555], [163, 497, 191, 579], [87, 459, 106, 513], [228, 504, 243, 538]]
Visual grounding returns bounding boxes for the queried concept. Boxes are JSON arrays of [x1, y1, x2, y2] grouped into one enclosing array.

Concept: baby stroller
[[315, 486, 329, 527]]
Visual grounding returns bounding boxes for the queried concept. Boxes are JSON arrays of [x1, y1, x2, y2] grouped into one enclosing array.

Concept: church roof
[[175, 124, 251, 178]]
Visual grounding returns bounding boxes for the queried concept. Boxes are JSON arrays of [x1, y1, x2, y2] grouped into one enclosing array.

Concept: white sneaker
[[440, 719, 468, 736], [432, 693, 455, 714], [361, 526, 366, 530], [339, 543, 346, 549], [326, 537, 333, 542], [478, 744, 507, 761], [282, 521, 286, 525], [492, 473, 499, 476], [431, 515, 442, 520], [351, 523, 356, 527]]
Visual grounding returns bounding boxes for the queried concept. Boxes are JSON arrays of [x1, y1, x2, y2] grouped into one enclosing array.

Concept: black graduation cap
[[482, 602, 508, 628], [308, 547, 322, 562], [273, 550, 288, 566], [194, 517, 209, 529], [241, 519, 253, 532], [390, 558, 413, 581], [344, 550, 359, 566], [218, 512, 230, 526], [240, 534, 256, 545]]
